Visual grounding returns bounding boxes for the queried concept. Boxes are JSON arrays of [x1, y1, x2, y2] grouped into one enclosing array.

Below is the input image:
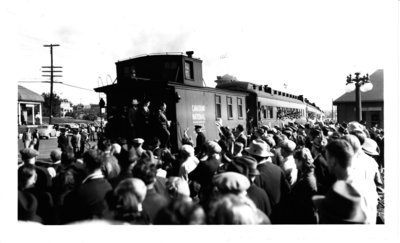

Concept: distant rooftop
[[18, 85, 44, 103], [117, 51, 201, 63]]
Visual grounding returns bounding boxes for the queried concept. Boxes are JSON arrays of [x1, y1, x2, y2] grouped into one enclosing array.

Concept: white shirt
[[281, 155, 298, 186]]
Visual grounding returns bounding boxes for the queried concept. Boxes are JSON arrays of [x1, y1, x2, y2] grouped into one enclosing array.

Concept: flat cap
[[213, 172, 250, 193], [20, 148, 39, 161]]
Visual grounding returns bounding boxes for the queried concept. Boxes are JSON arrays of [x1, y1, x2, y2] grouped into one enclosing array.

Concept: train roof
[[215, 80, 322, 110], [116, 52, 202, 63]]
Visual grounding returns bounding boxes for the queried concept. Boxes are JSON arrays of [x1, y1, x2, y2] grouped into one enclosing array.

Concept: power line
[[18, 80, 94, 92]]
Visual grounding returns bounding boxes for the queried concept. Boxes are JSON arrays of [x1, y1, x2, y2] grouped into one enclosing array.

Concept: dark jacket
[[247, 184, 272, 216], [62, 177, 112, 223], [313, 153, 336, 195], [142, 188, 169, 223], [254, 161, 290, 207]]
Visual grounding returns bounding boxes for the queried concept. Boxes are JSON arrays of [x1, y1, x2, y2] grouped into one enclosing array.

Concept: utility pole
[[42, 44, 62, 124]]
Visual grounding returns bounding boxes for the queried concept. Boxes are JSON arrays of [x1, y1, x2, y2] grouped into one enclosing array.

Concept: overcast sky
[[10, 0, 398, 110]]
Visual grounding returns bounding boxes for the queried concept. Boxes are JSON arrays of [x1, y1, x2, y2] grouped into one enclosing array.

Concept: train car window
[[215, 95, 222, 118], [268, 106, 273, 119], [237, 98, 243, 119], [227, 97, 233, 119], [263, 108, 267, 119], [184, 61, 194, 80]]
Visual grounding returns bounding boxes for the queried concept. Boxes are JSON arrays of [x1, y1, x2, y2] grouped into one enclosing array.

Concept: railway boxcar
[[95, 52, 247, 151]]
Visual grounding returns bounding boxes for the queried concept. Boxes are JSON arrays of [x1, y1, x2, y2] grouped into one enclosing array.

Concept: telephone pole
[[42, 44, 62, 124]]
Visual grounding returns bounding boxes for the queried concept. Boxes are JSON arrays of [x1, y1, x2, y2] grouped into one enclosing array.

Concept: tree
[[41, 92, 65, 117]]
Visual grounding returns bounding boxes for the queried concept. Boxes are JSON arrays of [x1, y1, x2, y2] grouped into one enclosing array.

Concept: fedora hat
[[362, 138, 380, 156], [312, 180, 366, 224], [234, 155, 260, 176], [245, 139, 274, 158]]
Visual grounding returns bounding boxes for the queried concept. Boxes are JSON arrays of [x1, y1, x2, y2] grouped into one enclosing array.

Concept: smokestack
[[186, 51, 194, 58]]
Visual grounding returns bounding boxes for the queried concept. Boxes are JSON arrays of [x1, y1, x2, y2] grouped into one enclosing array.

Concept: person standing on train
[[156, 102, 170, 148], [235, 124, 247, 148], [137, 99, 152, 143], [127, 99, 139, 142], [194, 125, 206, 155]]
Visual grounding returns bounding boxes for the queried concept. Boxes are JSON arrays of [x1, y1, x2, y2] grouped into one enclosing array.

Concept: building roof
[[18, 85, 45, 103], [333, 69, 383, 104]]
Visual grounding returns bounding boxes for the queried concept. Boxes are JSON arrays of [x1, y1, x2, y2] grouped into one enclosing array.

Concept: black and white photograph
[[2, 0, 399, 242]]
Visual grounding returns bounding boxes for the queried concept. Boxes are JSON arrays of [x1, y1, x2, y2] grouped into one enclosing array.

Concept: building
[[18, 85, 44, 125], [60, 101, 73, 117], [333, 69, 384, 128]]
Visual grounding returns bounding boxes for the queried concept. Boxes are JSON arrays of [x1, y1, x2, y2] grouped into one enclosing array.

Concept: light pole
[[345, 72, 373, 122], [99, 98, 106, 133]]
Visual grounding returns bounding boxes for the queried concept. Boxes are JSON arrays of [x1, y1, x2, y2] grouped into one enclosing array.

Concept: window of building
[[184, 61, 194, 80], [227, 96, 233, 119], [237, 98, 243, 119], [215, 95, 221, 118]]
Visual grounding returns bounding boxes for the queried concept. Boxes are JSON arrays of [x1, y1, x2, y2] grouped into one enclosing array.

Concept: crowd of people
[[18, 115, 384, 225]]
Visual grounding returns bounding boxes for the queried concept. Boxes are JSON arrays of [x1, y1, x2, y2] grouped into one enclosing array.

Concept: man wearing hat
[[20, 148, 52, 191], [312, 180, 367, 224], [194, 125, 206, 155], [226, 156, 272, 216], [245, 139, 290, 209], [234, 124, 247, 148]]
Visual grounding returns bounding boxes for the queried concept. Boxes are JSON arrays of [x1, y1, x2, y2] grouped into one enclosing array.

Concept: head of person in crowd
[[293, 147, 314, 174], [131, 99, 139, 109], [132, 138, 145, 157], [327, 131, 341, 143], [159, 102, 167, 112], [226, 155, 260, 183], [202, 141, 222, 159], [338, 125, 348, 136], [82, 149, 104, 174], [235, 124, 245, 135], [111, 178, 147, 221], [362, 137, 380, 158], [131, 157, 157, 188], [212, 172, 250, 197], [154, 194, 206, 225], [207, 193, 268, 225], [341, 134, 362, 155], [101, 153, 121, 180], [350, 130, 366, 146], [297, 124, 306, 136], [165, 177, 191, 199], [194, 125, 202, 134], [244, 139, 274, 163], [280, 140, 296, 158], [325, 139, 354, 180], [110, 143, 121, 156], [158, 148, 176, 172], [18, 164, 37, 190], [273, 133, 287, 148], [312, 180, 367, 224], [20, 148, 39, 165], [261, 135, 276, 149], [98, 139, 112, 154], [50, 149, 62, 164], [61, 146, 76, 167]]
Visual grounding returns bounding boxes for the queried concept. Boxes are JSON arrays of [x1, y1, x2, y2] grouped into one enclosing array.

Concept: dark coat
[[142, 188, 169, 223], [34, 165, 53, 192], [247, 184, 272, 216], [62, 177, 112, 223], [313, 153, 336, 195], [195, 132, 206, 154], [254, 162, 290, 207], [286, 171, 318, 224], [189, 158, 221, 187]]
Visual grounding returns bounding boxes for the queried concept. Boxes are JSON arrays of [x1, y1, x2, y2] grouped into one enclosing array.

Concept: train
[[94, 51, 324, 151]]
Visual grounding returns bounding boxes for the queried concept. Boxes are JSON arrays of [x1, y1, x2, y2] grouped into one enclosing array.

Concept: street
[[17, 137, 97, 164]]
